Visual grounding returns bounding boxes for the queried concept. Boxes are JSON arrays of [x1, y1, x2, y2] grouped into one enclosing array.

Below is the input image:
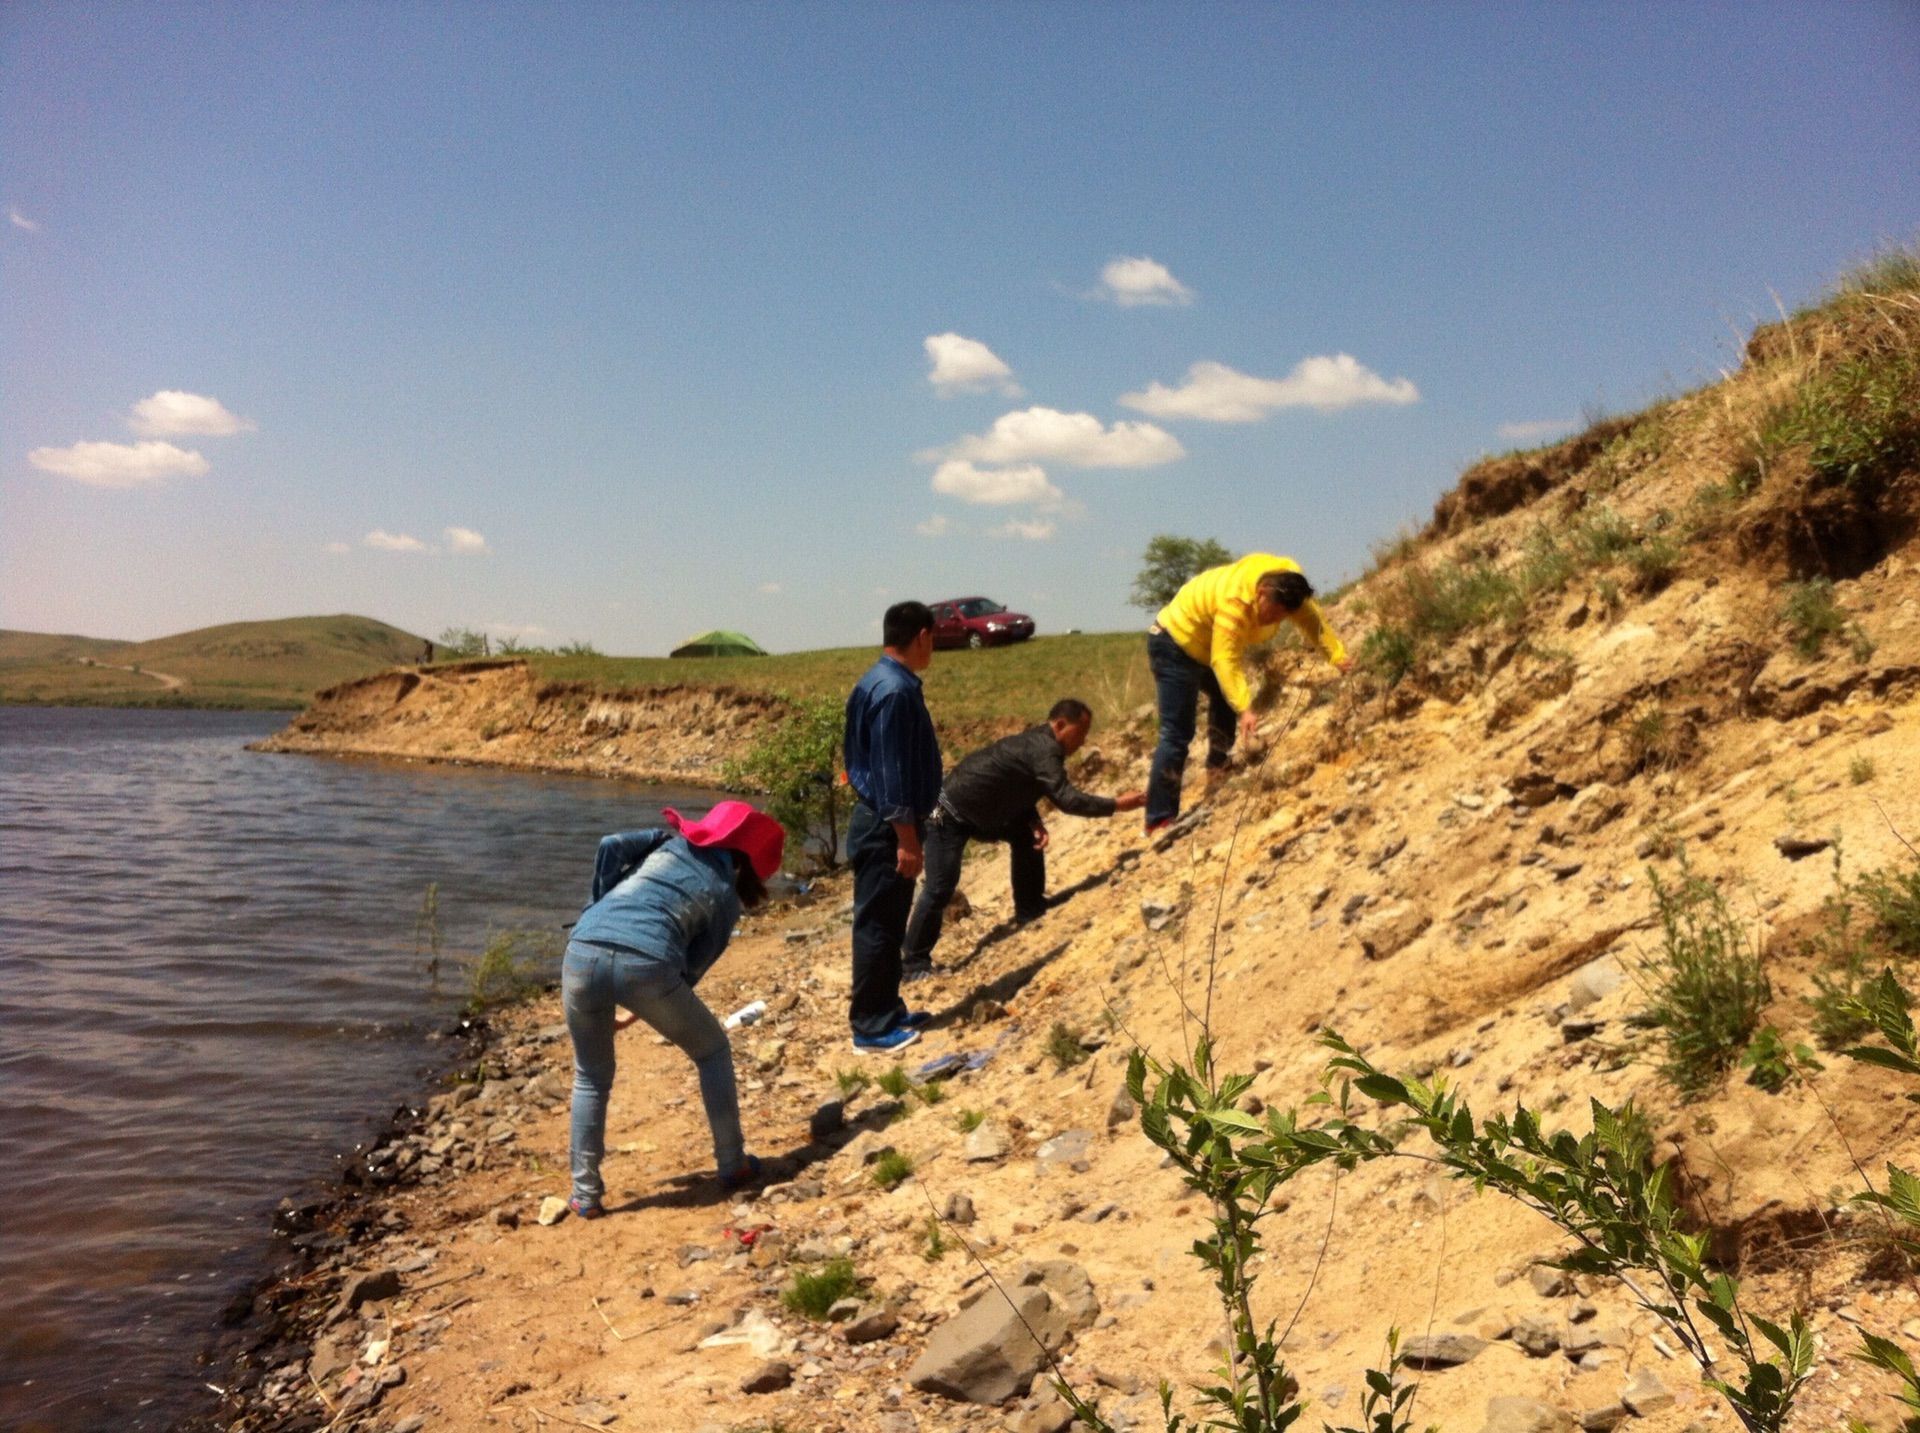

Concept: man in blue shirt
[[843, 601, 943, 1050]]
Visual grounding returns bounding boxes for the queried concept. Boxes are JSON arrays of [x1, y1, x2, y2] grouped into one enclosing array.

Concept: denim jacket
[[570, 830, 743, 986]]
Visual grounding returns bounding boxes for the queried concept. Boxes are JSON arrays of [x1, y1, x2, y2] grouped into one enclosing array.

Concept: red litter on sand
[[722, 1224, 772, 1249]]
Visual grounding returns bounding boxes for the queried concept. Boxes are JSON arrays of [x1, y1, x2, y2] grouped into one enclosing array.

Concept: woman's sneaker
[[852, 1025, 920, 1053], [720, 1154, 764, 1193], [567, 1195, 605, 1221]]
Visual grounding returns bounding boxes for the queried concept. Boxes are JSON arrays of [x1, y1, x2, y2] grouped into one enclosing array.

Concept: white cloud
[[1120, 356, 1420, 421], [364, 529, 428, 553], [1095, 256, 1193, 307], [930, 459, 1064, 508], [443, 526, 490, 555], [128, 390, 256, 437], [915, 514, 952, 537], [28, 439, 209, 488], [758, 581, 783, 594], [993, 517, 1056, 541], [922, 406, 1184, 469], [924, 333, 1022, 397], [323, 541, 351, 555], [9, 208, 40, 233], [1496, 418, 1577, 444]]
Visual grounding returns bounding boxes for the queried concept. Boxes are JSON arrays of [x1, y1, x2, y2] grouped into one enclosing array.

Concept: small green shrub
[[871, 1149, 915, 1190], [1740, 1026, 1819, 1092], [1626, 533, 1683, 593], [1359, 623, 1416, 686], [465, 929, 563, 1012], [1781, 579, 1847, 658], [914, 1079, 947, 1106], [719, 693, 844, 870], [1806, 849, 1879, 1049], [919, 1216, 950, 1262], [1860, 858, 1920, 958], [1851, 756, 1878, 786], [953, 1107, 986, 1133], [1045, 1022, 1090, 1072], [834, 1067, 871, 1099], [875, 1065, 912, 1098], [1640, 861, 1771, 1097], [781, 1258, 860, 1318]]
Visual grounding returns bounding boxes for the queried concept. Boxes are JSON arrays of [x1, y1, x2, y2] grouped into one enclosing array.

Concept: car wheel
[[967, 632, 985, 650]]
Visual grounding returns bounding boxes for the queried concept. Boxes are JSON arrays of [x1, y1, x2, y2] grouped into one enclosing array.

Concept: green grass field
[[528, 630, 1154, 739], [0, 615, 428, 709]]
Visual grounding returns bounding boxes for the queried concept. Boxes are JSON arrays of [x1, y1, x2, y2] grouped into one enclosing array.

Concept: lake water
[[0, 707, 722, 1431]]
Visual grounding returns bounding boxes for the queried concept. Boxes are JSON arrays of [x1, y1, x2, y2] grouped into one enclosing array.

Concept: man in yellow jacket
[[1145, 553, 1350, 831]]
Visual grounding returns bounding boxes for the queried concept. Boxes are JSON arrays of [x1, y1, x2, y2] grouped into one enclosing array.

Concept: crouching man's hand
[[1113, 790, 1148, 813]]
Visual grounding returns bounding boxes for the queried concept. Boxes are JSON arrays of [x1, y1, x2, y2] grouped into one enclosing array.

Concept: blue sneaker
[[900, 1009, 933, 1029], [852, 1025, 921, 1053]]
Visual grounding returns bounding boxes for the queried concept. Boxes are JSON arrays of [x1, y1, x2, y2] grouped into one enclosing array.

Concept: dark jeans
[[1146, 628, 1237, 826], [848, 801, 917, 1038], [902, 810, 1046, 969]]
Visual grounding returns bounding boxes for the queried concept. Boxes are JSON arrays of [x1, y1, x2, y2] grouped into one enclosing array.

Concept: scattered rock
[[944, 1192, 977, 1225], [1773, 833, 1832, 860], [740, 1360, 793, 1394], [1529, 1264, 1572, 1298], [1009, 1394, 1076, 1433], [1400, 1333, 1488, 1368], [1566, 958, 1622, 1013], [826, 1297, 864, 1323], [331, 1269, 402, 1321], [572, 1398, 619, 1426], [1034, 1130, 1093, 1171], [841, 1304, 900, 1344], [1140, 898, 1181, 932], [908, 1285, 1066, 1403], [809, 1099, 846, 1140], [1481, 1398, 1577, 1433], [1106, 1083, 1137, 1130], [1356, 904, 1431, 960], [1579, 1405, 1631, 1432], [1566, 783, 1626, 835], [537, 1196, 569, 1226], [1511, 1316, 1562, 1357], [1622, 1368, 1675, 1415], [964, 1123, 1011, 1162]]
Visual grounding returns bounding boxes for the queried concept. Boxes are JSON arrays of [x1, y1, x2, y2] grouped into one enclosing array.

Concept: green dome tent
[[669, 629, 768, 658]]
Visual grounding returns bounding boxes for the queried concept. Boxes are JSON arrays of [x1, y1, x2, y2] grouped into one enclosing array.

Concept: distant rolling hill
[[0, 615, 429, 709]]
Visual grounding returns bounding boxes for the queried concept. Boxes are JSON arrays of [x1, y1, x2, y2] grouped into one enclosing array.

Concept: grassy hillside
[[529, 629, 1155, 738], [0, 614, 428, 709]]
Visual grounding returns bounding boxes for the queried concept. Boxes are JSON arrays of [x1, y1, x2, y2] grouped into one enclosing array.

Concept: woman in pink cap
[[561, 799, 785, 1218]]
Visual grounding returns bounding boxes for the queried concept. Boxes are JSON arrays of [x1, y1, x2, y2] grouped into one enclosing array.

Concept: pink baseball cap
[[661, 800, 786, 882]]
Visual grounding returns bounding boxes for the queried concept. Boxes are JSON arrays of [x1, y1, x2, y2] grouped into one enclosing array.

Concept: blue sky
[[3, 2, 1916, 654]]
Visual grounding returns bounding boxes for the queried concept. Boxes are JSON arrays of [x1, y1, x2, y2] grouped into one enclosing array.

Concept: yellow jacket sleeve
[[1288, 599, 1348, 668], [1208, 596, 1259, 713]]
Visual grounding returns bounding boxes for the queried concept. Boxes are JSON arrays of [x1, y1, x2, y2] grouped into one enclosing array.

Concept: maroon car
[[931, 597, 1036, 650]]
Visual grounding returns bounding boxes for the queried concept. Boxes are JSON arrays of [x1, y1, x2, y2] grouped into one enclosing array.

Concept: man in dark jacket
[[843, 601, 944, 1051], [901, 698, 1144, 978]]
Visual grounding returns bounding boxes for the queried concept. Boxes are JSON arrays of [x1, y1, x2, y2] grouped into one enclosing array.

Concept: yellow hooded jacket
[[1155, 553, 1347, 714]]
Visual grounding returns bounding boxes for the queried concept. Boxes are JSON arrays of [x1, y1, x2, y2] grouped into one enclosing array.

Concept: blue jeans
[[1146, 629, 1237, 826], [562, 940, 745, 1206], [848, 801, 916, 1038]]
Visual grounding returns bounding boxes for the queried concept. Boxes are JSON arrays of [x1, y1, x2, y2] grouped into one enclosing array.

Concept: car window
[[960, 599, 1002, 618]]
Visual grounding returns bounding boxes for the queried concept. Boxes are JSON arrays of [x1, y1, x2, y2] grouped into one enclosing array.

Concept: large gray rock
[[1017, 1260, 1099, 1330], [1481, 1399, 1576, 1433], [1511, 1316, 1561, 1357], [907, 1285, 1067, 1403], [1400, 1332, 1488, 1368]]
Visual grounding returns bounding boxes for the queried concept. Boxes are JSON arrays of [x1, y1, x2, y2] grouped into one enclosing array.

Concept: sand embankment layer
[[252, 659, 783, 785]]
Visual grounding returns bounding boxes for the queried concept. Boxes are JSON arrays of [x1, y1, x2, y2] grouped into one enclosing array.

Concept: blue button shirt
[[843, 655, 942, 825], [570, 830, 743, 986]]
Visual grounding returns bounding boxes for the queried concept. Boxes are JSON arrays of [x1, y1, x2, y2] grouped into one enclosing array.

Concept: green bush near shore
[[464, 929, 563, 1012]]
